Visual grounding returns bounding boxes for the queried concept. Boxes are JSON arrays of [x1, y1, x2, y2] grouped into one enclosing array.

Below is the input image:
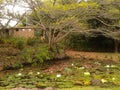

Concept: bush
[[35, 29, 42, 37], [66, 33, 91, 51], [0, 37, 13, 44], [27, 37, 41, 46], [0, 37, 26, 50], [20, 47, 35, 63], [20, 45, 54, 65], [0, 38, 6, 44], [12, 62, 23, 69], [10, 37, 26, 50], [67, 33, 115, 52], [33, 46, 54, 64]]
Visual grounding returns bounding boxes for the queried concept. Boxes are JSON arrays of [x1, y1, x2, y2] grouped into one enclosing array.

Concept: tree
[[24, 0, 120, 53], [24, 0, 81, 50], [58, 0, 78, 5], [88, 0, 120, 53], [0, 0, 26, 37]]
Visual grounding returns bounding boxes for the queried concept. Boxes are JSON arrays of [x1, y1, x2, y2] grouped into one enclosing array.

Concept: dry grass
[[66, 50, 120, 61]]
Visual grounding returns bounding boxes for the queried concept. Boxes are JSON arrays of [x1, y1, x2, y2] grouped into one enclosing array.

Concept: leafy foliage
[[0, 72, 73, 89], [0, 37, 26, 50], [12, 38, 26, 50], [67, 32, 116, 52], [33, 46, 54, 64], [0, 58, 120, 89], [20, 45, 54, 65], [27, 37, 41, 46], [20, 47, 34, 63]]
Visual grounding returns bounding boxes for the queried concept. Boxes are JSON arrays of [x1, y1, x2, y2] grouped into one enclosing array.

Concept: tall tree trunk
[[48, 28, 52, 47], [114, 39, 119, 53]]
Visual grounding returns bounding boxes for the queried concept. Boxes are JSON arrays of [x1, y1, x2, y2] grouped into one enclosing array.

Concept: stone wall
[[9, 28, 35, 38]]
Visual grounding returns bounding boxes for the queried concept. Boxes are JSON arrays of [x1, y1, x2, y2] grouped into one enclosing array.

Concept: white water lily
[[101, 79, 107, 83], [17, 73, 22, 76], [112, 77, 115, 81], [105, 65, 110, 68], [84, 72, 90, 76], [37, 72, 40, 75], [71, 63, 74, 66], [56, 74, 61, 78]]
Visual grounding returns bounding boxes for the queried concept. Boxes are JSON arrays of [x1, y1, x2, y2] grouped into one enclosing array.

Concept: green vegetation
[[0, 0, 120, 90], [0, 57, 120, 89], [21, 0, 120, 52], [67, 33, 115, 52], [27, 37, 41, 46], [61, 86, 120, 90], [0, 72, 73, 89], [0, 37, 26, 49], [0, 37, 54, 69]]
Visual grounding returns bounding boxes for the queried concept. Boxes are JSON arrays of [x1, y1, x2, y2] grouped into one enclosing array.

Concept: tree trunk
[[114, 39, 119, 53]]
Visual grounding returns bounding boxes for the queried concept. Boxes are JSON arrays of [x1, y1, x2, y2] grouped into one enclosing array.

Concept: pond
[[0, 58, 120, 90]]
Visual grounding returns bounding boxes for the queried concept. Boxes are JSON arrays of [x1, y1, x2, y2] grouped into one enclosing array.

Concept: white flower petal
[[56, 74, 61, 78]]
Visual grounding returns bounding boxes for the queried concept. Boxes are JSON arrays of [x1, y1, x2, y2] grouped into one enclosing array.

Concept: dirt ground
[[66, 50, 120, 61], [44, 50, 120, 73]]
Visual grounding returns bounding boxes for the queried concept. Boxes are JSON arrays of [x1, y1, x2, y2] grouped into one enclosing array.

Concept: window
[[16, 29, 19, 31], [5, 29, 9, 33]]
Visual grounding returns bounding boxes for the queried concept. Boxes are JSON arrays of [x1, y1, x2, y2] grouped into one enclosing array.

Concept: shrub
[[11, 37, 26, 49], [27, 37, 41, 46], [20, 47, 35, 63], [0, 37, 26, 50], [33, 46, 54, 64], [67, 33, 115, 52], [35, 30, 42, 37], [0, 37, 12, 44], [12, 62, 23, 69], [20, 45, 54, 65], [0, 38, 6, 44]]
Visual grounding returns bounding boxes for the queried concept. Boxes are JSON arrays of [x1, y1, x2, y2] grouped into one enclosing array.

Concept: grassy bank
[[60, 86, 120, 90]]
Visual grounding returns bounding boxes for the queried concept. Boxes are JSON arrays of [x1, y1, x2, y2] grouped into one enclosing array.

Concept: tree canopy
[[0, 0, 120, 52]]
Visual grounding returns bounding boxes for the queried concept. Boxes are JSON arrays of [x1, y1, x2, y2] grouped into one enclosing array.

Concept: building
[[9, 27, 35, 38]]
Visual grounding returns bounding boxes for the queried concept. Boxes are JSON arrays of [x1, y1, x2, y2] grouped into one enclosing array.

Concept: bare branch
[[95, 17, 120, 28]]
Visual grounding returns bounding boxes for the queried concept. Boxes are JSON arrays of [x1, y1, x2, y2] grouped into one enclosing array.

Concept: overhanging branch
[[95, 17, 120, 28]]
